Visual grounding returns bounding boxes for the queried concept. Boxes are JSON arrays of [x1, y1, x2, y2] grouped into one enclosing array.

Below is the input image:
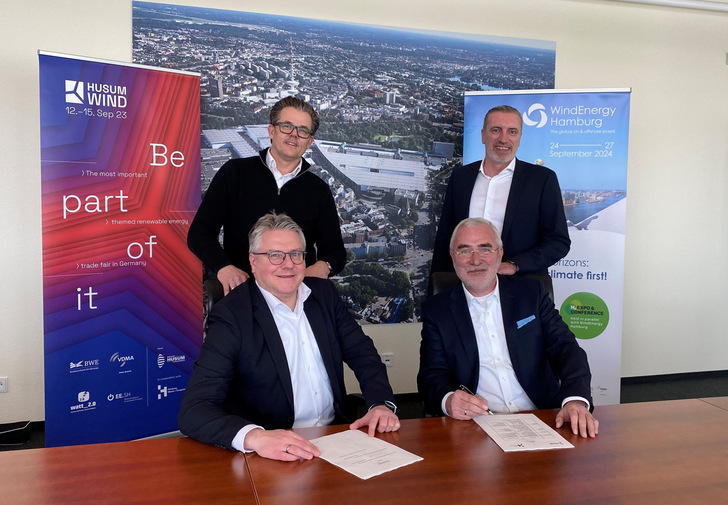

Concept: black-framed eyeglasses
[[273, 122, 314, 139], [452, 247, 500, 258], [251, 250, 307, 265]]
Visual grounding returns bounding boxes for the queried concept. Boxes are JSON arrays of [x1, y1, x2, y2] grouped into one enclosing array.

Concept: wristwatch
[[506, 260, 519, 272], [325, 261, 333, 276]]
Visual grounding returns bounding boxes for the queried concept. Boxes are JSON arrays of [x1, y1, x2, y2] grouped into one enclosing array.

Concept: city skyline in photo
[[132, 1, 556, 322]]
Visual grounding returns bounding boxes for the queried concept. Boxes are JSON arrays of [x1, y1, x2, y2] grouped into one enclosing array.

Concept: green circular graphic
[[559, 292, 609, 340]]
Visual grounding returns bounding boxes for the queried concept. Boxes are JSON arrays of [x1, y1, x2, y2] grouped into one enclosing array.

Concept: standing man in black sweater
[[188, 97, 346, 295]]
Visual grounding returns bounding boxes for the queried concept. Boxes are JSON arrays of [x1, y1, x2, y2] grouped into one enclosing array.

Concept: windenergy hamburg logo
[[65, 80, 84, 104], [522, 103, 548, 128]]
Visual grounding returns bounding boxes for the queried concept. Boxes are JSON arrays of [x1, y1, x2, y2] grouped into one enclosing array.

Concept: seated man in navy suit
[[179, 212, 399, 460], [418, 217, 598, 438]]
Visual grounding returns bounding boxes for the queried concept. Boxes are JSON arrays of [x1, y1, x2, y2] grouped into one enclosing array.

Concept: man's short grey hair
[[450, 217, 503, 250], [483, 104, 522, 130], [270, 96, 320, 134], [248, 212, 306, 252]]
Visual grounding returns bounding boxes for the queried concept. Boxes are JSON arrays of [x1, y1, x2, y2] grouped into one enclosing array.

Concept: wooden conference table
[[2, 398, 728, 504], [0, 435, 256, 505]]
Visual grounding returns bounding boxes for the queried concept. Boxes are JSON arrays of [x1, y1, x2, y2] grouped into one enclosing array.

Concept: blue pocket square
[[516, 315, 536, 329]]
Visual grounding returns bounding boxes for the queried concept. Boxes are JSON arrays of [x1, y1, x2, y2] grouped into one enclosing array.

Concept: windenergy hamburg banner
[[39, 52, 202, 446], [464, 89, 630, 405]]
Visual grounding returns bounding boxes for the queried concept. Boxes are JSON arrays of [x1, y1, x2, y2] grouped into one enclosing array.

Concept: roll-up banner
[[464, 89, 631, 405], [39, 51, 203, 446]]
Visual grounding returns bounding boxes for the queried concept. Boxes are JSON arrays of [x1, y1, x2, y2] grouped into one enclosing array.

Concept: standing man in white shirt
[[419, 217, 598, 438], [429, 105, 570, 294], [179, 212, 399, 460]]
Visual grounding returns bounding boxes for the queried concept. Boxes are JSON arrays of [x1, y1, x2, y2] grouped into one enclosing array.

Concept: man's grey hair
[[450, 217, 503, 250], [270, 96, 320, 134], [483, 104, 522, 130], [248, 212, 307, 252]]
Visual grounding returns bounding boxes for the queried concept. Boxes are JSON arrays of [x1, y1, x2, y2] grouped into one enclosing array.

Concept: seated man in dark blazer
[[418, 217, 598, 438], [179, 212, 399, 460]]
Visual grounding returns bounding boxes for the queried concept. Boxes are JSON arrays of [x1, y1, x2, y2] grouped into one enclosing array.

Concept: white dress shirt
[[233, 282, 335, 451], [266, 150, 302, 189], [464, 280, 537, 413], [468, 158, 515, 235]]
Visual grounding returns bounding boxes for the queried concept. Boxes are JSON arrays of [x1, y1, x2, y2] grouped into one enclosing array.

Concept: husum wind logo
[[65, 80, 84, 104], [64, 79, 128, 107]]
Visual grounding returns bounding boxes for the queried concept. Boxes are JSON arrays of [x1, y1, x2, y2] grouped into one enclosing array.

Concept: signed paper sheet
[[310, 429, 423, 480], [474, 413, 574, 452]]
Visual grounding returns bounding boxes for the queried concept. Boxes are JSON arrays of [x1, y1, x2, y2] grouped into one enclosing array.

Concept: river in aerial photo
[[563, 192, 625, 224]]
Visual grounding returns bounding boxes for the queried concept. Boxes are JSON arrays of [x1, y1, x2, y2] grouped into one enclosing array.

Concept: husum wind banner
[[39, 51, 202, 446], [464, 89, 630, 405]]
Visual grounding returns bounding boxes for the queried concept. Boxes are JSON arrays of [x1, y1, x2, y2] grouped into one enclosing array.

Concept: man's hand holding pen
[[445, 385, 495, 420]]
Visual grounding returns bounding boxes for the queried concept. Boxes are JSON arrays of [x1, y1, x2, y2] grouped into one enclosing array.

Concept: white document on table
[[474, 413, 574, 452], [310, 429, 423, 480]]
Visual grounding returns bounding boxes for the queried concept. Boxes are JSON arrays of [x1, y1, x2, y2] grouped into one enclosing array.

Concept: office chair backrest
[[203, 279, 225, 337], [429, 271, 555, 302]]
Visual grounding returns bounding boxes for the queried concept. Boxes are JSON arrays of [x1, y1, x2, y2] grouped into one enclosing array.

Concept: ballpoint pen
[[458, 385, 495, 415]]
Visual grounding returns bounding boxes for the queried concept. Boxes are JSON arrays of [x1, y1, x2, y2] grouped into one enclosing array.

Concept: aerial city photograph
[[132, 1, 556, 323]]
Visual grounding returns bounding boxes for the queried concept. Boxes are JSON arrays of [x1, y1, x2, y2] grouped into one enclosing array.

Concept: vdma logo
[[65, 80, 84, 104], [523, 103, 548, 128]]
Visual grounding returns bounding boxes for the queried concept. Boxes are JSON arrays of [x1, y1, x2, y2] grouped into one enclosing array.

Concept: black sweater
[[188, 149, 346, 276]]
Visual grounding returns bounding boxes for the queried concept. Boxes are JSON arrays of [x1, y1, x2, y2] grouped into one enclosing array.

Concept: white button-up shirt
[[266, 150, 302, 189], [258, 282, 335, 427], [468, 157, 515, 235], [233, 282, 335, 451], [464, 280, 537, 413]]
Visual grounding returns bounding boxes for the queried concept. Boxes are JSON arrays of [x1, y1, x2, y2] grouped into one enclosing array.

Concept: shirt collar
[[479, 157, 516, 179], [462, 276, 500, 309], [256, 280, 312, 316], [266, 149, 303, 180]]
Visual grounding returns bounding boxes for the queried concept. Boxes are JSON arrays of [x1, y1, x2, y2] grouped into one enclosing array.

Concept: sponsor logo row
[[69, 384, 185, 414], [70, 353, 187, 373]]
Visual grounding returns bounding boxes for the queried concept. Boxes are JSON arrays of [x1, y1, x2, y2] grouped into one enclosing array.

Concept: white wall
[[1, 0, 727, 424]]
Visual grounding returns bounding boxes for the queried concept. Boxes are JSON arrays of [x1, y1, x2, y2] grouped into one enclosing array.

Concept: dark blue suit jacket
[[418, 275, 592, 416], [431, 158, 570, 276], [178, 278, 395, 450]]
